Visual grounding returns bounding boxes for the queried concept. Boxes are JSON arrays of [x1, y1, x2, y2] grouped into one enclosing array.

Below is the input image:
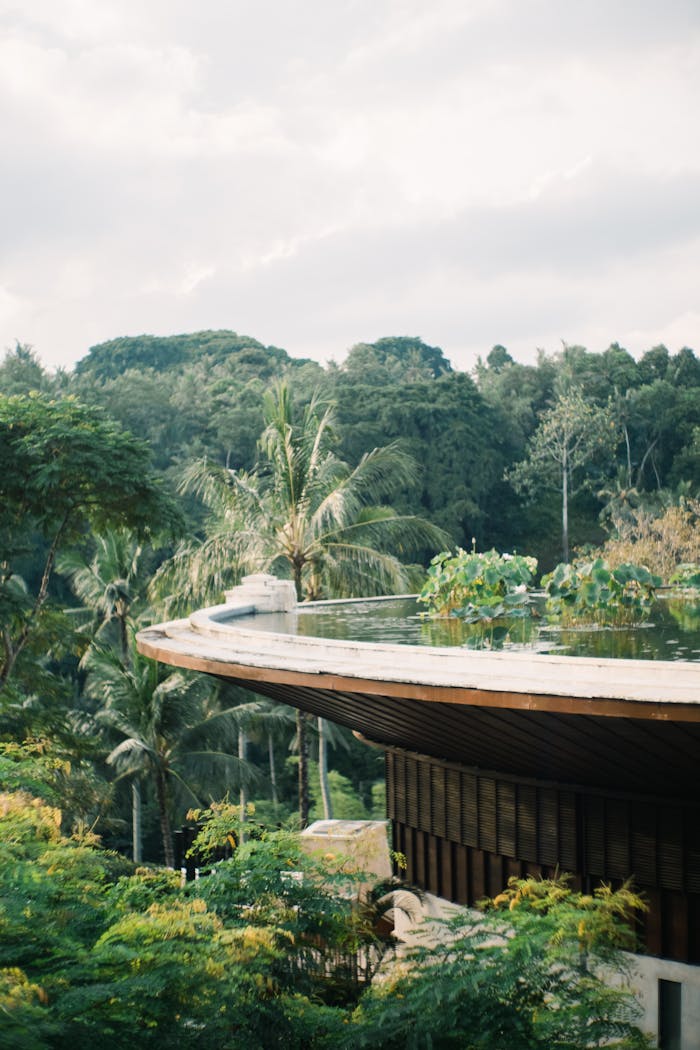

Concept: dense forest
[[2, 329, 700, 849], [1, 330, 696, 1045], [8, 331, 700, 563]]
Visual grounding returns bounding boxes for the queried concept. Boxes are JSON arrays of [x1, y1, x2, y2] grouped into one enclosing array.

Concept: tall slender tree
[[59, 529, 152, 859], [154, 383, 448, 825], [507, 391, 619, 562]]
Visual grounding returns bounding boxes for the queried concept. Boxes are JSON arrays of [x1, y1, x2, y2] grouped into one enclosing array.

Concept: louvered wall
[[386, 747, 700, 963]]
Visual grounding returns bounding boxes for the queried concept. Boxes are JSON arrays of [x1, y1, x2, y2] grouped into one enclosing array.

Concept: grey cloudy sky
[[2, 0, 699, 372]]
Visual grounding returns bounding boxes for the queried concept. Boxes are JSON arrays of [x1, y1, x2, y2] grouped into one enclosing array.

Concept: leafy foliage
[[0, 755, 654, 1050], [542, 558, 661, 626], [349, 876, 652, 1050], [0, 393, 178, 687], [419, 547, 537, 619], [669, 562, 700, 591], [599, 498, 700, 581], [158, 382, 447, 612], [83, 646, 256, 866]]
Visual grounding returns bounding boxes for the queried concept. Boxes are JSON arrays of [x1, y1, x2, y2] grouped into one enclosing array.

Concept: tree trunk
[[318, 716, 333, 820], [154, 767, 174, 868], [132, 779, 142, 863], [293, 561, 304, 602], [239, 728, 247, 844], [268, 731, 278, 807], [623, 424, 632, 489], [297, 709, 310, 828], [562, 448, 569, 563]]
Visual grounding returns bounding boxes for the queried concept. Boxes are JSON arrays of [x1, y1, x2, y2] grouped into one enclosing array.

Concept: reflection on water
[[229, 596, 700, 662]]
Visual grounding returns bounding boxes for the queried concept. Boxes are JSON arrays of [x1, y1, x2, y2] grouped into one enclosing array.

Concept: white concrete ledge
[[138, 593, 700, 709]]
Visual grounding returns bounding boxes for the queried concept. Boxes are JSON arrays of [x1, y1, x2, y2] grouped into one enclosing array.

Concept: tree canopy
[[0, 394, 179, 688]]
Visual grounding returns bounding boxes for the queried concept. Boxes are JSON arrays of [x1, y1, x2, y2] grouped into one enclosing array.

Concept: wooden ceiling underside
[[233, 676, 700, 802]]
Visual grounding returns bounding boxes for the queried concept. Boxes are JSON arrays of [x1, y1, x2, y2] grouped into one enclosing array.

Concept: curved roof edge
[[136, 587, 700, 723]]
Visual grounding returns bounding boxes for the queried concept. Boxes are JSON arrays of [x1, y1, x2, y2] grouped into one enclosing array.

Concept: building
[[137, 574, 700, 1048]]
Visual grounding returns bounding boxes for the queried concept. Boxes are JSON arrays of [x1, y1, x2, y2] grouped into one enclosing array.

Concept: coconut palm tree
[[151, 382, 449, 826], [83, 646, 262, 867], [152, 383, 448, 613], [58, 529, 150, 657], [59, 529, 153, 859]]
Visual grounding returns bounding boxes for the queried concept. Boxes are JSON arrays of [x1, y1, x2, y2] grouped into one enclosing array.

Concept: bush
[[669, 562, 700, 591], [348, 877, 653, 1050], [599, 498, 700, 582], [542, 559, 661, 626], [419, 548, 537, 619]]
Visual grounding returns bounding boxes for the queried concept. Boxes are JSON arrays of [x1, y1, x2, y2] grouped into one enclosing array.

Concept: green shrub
[[348, 876, 652, 1050], [668, 562, 700, 591], [419, 548, 537, 620], [542, 558, 661, 626]]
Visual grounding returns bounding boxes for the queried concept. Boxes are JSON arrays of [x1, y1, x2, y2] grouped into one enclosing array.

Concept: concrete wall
[[395, 891, 700, 1049], [631, 952, 700, 1050]]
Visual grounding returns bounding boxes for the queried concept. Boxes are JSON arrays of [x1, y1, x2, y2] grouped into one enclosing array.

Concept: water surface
[[230, 596, 700, 662]]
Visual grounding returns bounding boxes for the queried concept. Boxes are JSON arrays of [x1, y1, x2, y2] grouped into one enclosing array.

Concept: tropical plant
[[189, 813, 422, 1008], [58, 529, 154, 657], [155, 382, 448, 827], [419, 547, 537, 619], [83, 646, 259, 866], [348, 876, 652, 1050], [0, 393, 178, 688], [0, 785, 345, 1049], [668, 562, 700, 591], [542, 558, 661, 626], [58, 530, 160, 859], [0, 765, 655, 1048], [155, 383, 447, 610]]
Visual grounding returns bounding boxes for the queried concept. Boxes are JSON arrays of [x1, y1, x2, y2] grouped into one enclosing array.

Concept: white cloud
[[1, 0, 699, 370]]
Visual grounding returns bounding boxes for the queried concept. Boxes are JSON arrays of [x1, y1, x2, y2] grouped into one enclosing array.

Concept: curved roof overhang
[[137, 589, 700, 800]]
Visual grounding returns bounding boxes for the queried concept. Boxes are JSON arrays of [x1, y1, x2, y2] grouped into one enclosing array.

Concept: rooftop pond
[[229, 595, 700, 662]]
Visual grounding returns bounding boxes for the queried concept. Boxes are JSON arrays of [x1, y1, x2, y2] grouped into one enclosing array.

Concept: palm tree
[[58, 529, 150, 658], [59, 529, 152, 859], [153, 384, 448, 613], [152, 382, 449, 825], [84, 646, 260, 867]]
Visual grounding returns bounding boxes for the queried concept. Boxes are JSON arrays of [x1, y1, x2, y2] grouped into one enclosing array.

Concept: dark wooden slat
[[470, 848, 486, 902], [428, 835, 440, 896], [605, 798, 630, 880], [538, 789, 559, 867], [479, 778, 497, 854], [441, 839, 454, 901], [432, 765, 446, 839], [462, 772, 478, 847], [517, 784, 538, 863], [455, 844, 469, 905], [584, 795, 605, 877], [664, 891, 688, 962], [486, 852, 505, 898], [445, 768, 461, 843], [631, 806, 657, 887], [497, 780, 516, 858]]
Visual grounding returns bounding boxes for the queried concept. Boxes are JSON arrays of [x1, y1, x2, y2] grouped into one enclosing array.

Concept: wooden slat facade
[[226, 674, 700, 963], [385, 746, 700, 963]]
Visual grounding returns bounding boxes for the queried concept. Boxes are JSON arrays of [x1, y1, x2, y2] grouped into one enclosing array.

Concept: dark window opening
[[658, 978, 682, 1050]]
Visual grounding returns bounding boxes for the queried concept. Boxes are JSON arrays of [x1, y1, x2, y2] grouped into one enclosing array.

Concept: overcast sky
[[2, 0, 699, 373]]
